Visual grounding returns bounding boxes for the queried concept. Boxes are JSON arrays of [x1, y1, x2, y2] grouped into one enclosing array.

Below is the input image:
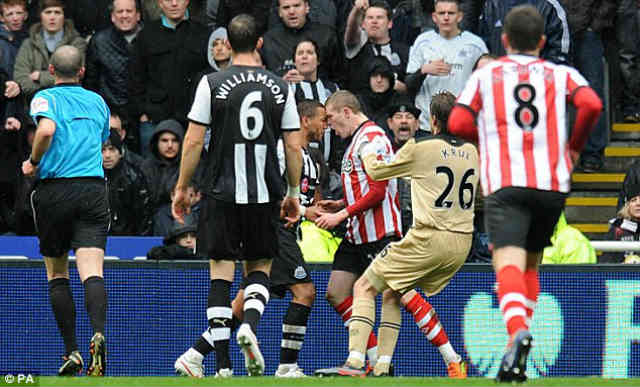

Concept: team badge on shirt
[[30, 97, 49, 114]]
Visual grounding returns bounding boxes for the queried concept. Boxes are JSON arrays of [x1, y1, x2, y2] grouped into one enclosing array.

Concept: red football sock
[[335, 295, 353, 326], [405, 292, 449, 347], [523, 269, 539, 328], [366, 330, 377, 350], [496, 265, 528, 336]]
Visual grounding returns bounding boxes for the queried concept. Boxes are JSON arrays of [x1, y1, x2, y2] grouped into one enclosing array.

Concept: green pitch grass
[[35, 377, 640, 387]]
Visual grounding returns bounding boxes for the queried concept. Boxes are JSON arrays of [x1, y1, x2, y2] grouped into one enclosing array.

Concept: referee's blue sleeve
[[102, 103, 111, 142]]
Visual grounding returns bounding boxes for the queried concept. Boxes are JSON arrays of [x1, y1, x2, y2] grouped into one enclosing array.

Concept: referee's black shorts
[[197, 197, 279, 261], [484, 186, 567, 253], [31, 178, 109, 258]]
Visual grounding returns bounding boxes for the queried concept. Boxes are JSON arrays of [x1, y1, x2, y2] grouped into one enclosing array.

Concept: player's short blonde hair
[[325, 90, 362, 114]]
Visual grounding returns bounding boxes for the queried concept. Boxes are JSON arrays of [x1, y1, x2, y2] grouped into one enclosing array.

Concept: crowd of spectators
[[1, 0, 639, 257]]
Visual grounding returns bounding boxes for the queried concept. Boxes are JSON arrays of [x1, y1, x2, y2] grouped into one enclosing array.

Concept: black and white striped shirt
[[188, 66, 300, 204], [292, 78, 339, 104]]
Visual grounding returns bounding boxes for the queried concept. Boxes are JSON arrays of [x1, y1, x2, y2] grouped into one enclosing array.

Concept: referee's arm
[[31, 117, 56, 162]]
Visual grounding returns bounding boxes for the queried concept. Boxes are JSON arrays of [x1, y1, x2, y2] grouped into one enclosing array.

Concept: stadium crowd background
[[0, 0, 639, 262]]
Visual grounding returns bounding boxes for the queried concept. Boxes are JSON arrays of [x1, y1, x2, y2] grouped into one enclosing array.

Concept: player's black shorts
[[332, 235, 399, 275], [197, 198, 279, 261], [484, 187, 567, 252], [31, 178, 109, 257], [269, 222, 312, 298]]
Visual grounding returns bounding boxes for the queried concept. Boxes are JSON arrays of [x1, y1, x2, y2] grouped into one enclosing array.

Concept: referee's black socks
[[83, 276, 107, 334], [243, 271, 270, 333], [48, 278, 78, 356]]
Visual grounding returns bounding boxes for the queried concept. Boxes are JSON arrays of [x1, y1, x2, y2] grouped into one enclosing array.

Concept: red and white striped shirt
[[341, 121, 402, 245], [455, 55, 589, 196]]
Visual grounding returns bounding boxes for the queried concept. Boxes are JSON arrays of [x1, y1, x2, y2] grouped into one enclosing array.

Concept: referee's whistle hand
[[21, 159, 36, 177]]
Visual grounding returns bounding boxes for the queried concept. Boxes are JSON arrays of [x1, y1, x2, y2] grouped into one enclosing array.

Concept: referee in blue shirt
[[22, 46, 110, 377]]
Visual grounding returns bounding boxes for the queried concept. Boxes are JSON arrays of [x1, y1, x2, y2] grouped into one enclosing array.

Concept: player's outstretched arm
[[362, 140, 415, 181]]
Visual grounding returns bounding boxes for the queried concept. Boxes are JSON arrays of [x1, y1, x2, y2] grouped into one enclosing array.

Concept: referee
[[22, 45, 111, 377]]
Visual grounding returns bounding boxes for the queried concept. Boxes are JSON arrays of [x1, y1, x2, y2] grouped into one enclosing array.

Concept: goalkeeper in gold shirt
[[332, 91, 479, 378]]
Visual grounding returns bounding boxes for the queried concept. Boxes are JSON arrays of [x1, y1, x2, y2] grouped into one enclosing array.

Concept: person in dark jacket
[[84, 0, 142, 120], [152, 180, 200, 237], [559, 0, 615, 172], [616, 0, 640, 123], [62, 0, 111, 37], [601, 184, 640, 263], [215, 0, 271, 36], [0, 63, 27, 235], [128, 0, 209, 157], [0, 0, 29, 75], [358, 55, 398, 128], [262, 0, 344, 85], [103, 129, 152, 235], [617, 160, 640, 211], [478, 0, 571, 64], [140, 118, 184, 221], [0, 0, 29, 116], [385, 94, 420, 151], [0, 72, 23, 234], [385, 95, 420, 234], [343, 0, 409, 95], [269, 0, 337, 32], [147, 216, 204, 260], [109, 107, 142, 167]]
